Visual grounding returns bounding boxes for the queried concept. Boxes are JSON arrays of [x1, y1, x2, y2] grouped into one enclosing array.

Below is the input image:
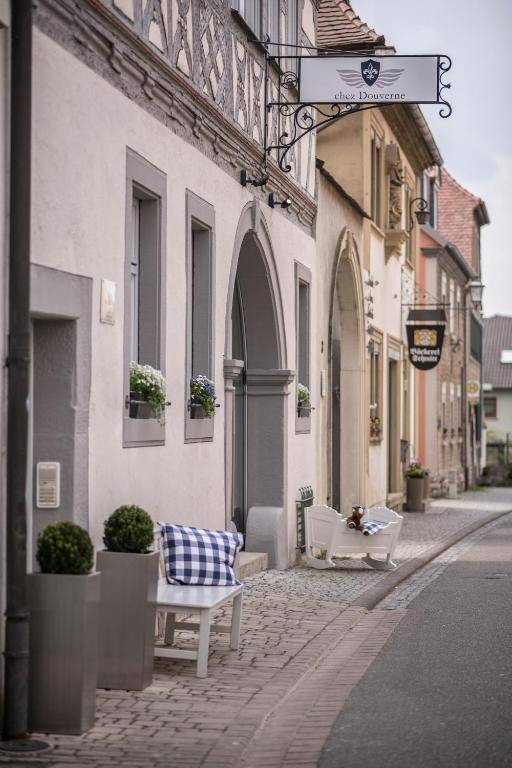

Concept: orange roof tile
[[437, 168, 489, 272], [317, 0, 386, 51]]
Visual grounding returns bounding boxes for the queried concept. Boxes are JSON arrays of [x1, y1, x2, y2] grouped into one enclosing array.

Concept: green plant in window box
[[297, 383, 311, 417], [190, 375, 217, 418], [129, 362, 166, 421]]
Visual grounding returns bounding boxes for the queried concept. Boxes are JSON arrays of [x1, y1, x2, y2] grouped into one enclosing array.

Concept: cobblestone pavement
[[3, 489, 511, 768]]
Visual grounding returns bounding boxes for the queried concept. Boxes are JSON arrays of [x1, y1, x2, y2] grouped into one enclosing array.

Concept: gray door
[[331, 301, 341, 511], [231, 278, 248, 534]]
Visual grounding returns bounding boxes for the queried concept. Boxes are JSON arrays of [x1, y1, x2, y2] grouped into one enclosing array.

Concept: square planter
[[28, 572, 100, 735], [129, 391, 159, 419], [406, 477, 425, 512], [96, 550, 159, 691], [189, 402, 210, 420]]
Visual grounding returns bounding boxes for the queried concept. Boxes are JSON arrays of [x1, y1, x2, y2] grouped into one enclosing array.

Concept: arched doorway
[[329, 230, 365, 513], [224, 203, 292, 535]]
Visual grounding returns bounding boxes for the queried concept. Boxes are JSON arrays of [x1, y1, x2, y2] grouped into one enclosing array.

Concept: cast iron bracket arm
[[266, 100, 362, 174]]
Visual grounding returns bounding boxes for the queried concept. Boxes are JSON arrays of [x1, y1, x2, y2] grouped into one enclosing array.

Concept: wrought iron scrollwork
[[280, 70, 299, 90], [266, 101, 361, 173], [438, 55, 452, 118]]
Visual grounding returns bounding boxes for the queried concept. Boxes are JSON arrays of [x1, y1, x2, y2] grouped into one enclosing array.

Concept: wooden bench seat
[[154, 525, 243, 678]]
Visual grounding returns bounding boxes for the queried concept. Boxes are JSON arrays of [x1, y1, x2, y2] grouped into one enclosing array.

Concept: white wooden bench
[[154, 525, 243, 678], [305, 505, 403, 571]]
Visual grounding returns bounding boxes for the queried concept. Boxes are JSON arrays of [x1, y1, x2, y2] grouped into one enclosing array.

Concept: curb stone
[[352, 507, 512, 610]]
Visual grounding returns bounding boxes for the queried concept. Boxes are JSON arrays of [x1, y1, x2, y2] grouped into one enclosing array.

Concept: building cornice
[[34, 0, 317, 232], [383, 104, 443, 173]]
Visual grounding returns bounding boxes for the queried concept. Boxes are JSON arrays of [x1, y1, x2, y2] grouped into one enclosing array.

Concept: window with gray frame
[[295, 263, 311, 433], [185, 191, 215, 442], [371, 129, 382, 226], [123, 149, 166, 447], [232, 0, 262, 37], [470, 313, 482, 362]]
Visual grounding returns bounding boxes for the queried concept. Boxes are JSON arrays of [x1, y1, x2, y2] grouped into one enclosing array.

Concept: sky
[[354, 0, 512, 317]]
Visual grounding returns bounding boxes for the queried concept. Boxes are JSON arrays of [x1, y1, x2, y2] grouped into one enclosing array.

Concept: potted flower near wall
[[297, 383, 311, 417], [97, 505, 159, 691], [129, 362, 167, 421], [405, 459, 427, 512], [28, 521, 99, 734], [189, 374, 217, 419]]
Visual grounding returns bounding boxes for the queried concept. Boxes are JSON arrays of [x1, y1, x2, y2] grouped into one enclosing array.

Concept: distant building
[[417, 168, 489, 492], [483, 315, 512, 464], [316, 0, 442, 511]]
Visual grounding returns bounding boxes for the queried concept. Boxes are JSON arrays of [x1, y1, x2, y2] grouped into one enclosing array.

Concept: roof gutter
[[406, 104, 443, 167]]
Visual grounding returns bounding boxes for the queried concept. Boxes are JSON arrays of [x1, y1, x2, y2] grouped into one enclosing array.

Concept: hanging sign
[[467, 380, 481, 404], [406, 311, 446, 371], [406, 324, 445, 370], [299, 55, 443, 105]]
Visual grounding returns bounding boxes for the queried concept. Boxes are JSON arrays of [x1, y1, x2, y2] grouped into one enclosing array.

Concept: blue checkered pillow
[[161, 524, 244, 586]]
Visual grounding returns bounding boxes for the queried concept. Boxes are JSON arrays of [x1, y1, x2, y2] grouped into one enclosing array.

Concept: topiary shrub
[[37, 521, 94, 575], [103, 505, 154, 554]]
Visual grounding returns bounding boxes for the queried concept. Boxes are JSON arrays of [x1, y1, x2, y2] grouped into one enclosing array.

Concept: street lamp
[[467, 280, 484, 305], [408, 197, 430, 231]]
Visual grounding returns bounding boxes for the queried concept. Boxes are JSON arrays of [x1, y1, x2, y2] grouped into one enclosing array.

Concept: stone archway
[[224, 202, 292, 565], [328, 229, 366, 513]]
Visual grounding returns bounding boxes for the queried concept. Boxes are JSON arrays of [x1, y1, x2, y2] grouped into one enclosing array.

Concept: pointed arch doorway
[[329, 231, 365, 513], [224, 204, 292, 535]]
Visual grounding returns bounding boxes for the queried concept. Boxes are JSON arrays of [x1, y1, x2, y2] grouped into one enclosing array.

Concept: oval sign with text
[[406, 324, 445, 370]]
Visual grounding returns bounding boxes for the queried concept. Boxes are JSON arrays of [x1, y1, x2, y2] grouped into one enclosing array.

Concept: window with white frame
[[295, 262, 311, 430], [450, 382, 455, 438], [232, 0, 262, 37], [266, 0, 279, 55], [441, 381, 447, 442], [449, 278, 455, 336], [369, 333, 383, 440], [404, 183, 412, 262], [441, 270, 447, 304], [456, 285, 461, 338], [371, 129, 382, 226]]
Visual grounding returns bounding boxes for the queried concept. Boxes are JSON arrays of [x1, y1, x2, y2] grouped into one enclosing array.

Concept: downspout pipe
[[2, 0, 31, 740]]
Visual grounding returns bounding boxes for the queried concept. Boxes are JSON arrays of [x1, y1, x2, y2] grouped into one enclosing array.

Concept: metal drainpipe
[[2, 0, 32, 740]]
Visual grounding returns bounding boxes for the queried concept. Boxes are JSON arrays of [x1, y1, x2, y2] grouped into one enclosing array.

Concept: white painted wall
[[486, 389, 512, 441], [32, 30, 316, 557], [315, 171, 365, 510]]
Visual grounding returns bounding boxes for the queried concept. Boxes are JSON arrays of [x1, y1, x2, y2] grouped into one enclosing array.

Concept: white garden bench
[[305, 505, 403, 571], [154, 525, 243, 678]]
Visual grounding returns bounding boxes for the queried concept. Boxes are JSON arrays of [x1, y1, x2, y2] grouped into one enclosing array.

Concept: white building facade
[[25, 0, 319, 565]]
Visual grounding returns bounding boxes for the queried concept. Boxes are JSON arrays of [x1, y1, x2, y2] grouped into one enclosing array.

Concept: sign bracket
[[261, 49, 452, 175]]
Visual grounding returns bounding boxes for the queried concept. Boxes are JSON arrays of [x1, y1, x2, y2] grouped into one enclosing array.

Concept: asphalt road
[[319, 517, 512, 768]]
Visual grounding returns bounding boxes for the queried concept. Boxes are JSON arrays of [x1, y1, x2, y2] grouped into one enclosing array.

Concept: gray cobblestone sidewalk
[[3, 488, 511, 768]]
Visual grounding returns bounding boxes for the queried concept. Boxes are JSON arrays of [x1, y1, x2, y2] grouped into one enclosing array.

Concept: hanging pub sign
[[299, 55, 444, 106], [406, 310, 446, 371]]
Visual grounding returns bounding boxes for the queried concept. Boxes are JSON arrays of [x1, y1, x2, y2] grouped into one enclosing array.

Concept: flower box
[[129, 363, 167, 421], [189, 401, 210, 420], [129, 391, 159, 420]]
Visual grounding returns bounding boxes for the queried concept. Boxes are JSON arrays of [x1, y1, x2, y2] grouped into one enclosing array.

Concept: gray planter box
[[28, 572, 100, 735], [96, 550, 159, 691]]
